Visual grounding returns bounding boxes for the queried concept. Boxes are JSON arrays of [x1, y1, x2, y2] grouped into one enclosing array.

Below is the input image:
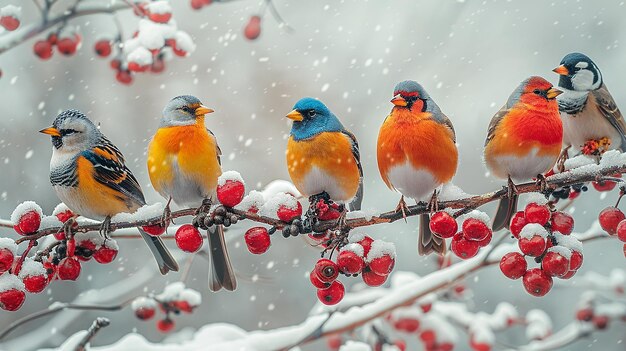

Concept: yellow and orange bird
[[147, 95, 236, 291], [285, 97, 363, 211], [377, 80, 458, 255], [484, 77, 563, 231]]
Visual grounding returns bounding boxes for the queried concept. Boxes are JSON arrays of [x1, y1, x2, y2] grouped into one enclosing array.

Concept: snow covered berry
[[217, 171, 245, 207], [317, 280, 345, 305], [569, 251, 583, 270], [499, 252, 527, 280], [451, 233, 480, 259], [541, 247, 571, 277], [175, 225, 203, 253], [244, 15, 262, 40], [276, 198, 302, 222], [57, 257, 81, 281], [550, 211, 574, 235], [352, 234, 374, 257], [157, 318, 175, 333], [522, 268, 553, 297], [12, 201, 43, 235], [244, 227, 270, 254], [147, 1, 172, 23], [524, 203, 551, 226], [576, 307, 594, 321], [509, 211, 527, 238], [362, 269, 387, 286], [0, 238, 17, 274], [337, 244, 364, 275], [518, 224, 548, 257], [429, 211, 457, 239], [0, 274, 25, 311], [132, 297, 157, 320], [314, 258, 339, 283], [366, 240, 396, 276], [18, 259, 48, 293], [142, 223, 166, 236], [462, 218, 491, 241], [93, 240, 119, 264], [0, 6, 21, 31], [94, 39, 112, 57], [598, 206, 625, 235]]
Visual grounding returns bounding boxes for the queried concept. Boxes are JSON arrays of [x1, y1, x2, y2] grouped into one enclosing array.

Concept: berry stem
[[12, 240, 37, 276]]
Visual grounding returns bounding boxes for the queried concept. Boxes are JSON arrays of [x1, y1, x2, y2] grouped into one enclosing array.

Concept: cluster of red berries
[[429, 210, 493, 259], [598, 205, 626, 257], [131, 282, 201, 333], [309, 234, 396, 306], [499, 200, 581, 297], [575, 298, 626, 331], [33, 30, 82, 60]]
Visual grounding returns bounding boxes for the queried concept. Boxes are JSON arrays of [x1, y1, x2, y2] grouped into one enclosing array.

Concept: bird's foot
[[160, 203, 172, 227], [99, 216, 112, 239], [61, 216, 77, 239], [394, 195, 410, 222], [427, 190, 440, 214], [536, 174, 549, 193], [557, 146, 571, 173], [507, 176, 519, 199], [195, 198, 212, 216]]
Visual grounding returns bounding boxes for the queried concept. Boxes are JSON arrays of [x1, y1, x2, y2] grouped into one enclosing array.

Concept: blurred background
[[0, 0, 625, 350]]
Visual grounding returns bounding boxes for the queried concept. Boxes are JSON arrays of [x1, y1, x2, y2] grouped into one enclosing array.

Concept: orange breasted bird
[[285, 97, 363, 211], [553, 52, 626, 154], [147, 95, 236, 291], [41, 110, 179, 275], [377, 80, 458, 255], [484, 76, 563, 231]]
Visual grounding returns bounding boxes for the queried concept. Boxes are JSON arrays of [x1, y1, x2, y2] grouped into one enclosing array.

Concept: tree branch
[[74, 317, 110, 351]]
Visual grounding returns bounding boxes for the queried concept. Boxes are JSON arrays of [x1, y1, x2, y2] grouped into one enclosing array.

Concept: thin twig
[[74, 317, 110, 351]]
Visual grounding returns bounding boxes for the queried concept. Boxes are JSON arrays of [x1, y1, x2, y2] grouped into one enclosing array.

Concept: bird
[[377, 80, 458, 255], [147, 95, 236, 292], [484, 76, 563, 231], [285, 97, 363, 214], [40, 109, 179, 275], [553, 52, 626, 155]]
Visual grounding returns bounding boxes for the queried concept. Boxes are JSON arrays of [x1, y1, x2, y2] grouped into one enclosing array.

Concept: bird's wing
[[592, 83, 626, 150], [208, 128, 222, 166], [436, 112, 456, 143], [82, 136, 146, 206], [341, 130, 363, 211], [484, 105, 509, 147]]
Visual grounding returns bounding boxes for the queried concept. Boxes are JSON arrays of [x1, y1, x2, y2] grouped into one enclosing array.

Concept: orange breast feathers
[[76, 156, 136, 217], [377, 109, 458, 189], [147, 120, 222, 195], [485, 103, 563, 159], [286, 131, 360, 199]]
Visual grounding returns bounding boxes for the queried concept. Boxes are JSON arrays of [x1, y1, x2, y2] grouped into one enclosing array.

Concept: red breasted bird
[[285, 97, 363, 211], [40, 110, 179, 275], [147, 95, 236, 291], [553, 52, 626, 154], [484, 76, 563, 231], [377, 80, 458, 255]]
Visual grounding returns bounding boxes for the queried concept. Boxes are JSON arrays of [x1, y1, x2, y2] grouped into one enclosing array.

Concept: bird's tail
[[492, 193, 518, 231], [207, 224, 237, 292], [418, 213, 446, 255], [138, 227, 179, 275]]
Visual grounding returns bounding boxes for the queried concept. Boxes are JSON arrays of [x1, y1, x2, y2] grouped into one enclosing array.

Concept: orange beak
[[39, 127, 61, 137], [391, 94, 407, 107], [546, 87, 563, 99], [553, 65, 570, 76], [195, 105, 214, 116], [286, 109, 304, 121]]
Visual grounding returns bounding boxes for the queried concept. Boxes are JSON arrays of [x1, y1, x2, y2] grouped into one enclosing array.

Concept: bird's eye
[[60, 129, 77, 136], [533, 89, 541, 95], [307, 110, 316, 118]]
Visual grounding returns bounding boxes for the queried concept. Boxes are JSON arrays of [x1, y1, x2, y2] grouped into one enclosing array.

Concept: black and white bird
[[553, 52, 626, 154]]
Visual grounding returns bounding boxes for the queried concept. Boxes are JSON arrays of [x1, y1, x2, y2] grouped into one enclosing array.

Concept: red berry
[[244, 15, 262, 40], [47, 33, 57, 45], [522, 268, 553, 297], [394, 318, 420, 333], [326, 333, 342, 351], [127, 61, 148, 72], [157, 318, 175, 332], [470, 338, 492, 351], [510, 211, 527, 238], [0, 289, 25, 311], [217, 180, 245, 207], [419, 330, 437, 346], [576, 308, 594, 321], [598, 206, 625, 235], [93, 244, 118, 264], [149, 12, 172, 24], [524, 203, 551, 226], [475, 230, 493, 247], [191, 0, 206, 10], [462, 218, 491, 241], [616, 220, 626, 242], [244, 227, 271, 254], [0, 16, 19, 31], [14, 210, 41, 235], [394, 340, 407, 351], [316, 200, 342, 221], [110, 59, 121, 70], [151, 59, 165, 73], [174, 300, 194, 313], [569, 251, 583, 270], [23, 275, 47, 293], [277, 200, 302, 222], [593, 315, 609, 329], [518, 235, 547, 257], [94, 40, 112, 57], [451, 233, 480, 259], [550, 211, 574, 235], [316, 280, 345, 305], [116, 70, 133, 85], [358, 236, 374, 256], [314, 258, 339, 283], [541, 250, 570, 277], [369, 254, 394, 276], [560, 269, 577, 279], [55, 210, 74, 224], [0, 248, 15, 273], [420, 303, 432, 313], [429, 211, 457, 239], [336, 250, 364, 275], [57, 257, 81, 280], [362, 269, 387, 287], [57, 37, 78, 56], [592, 178, 618, 192], [309, 270, 330, 289], [175, 225, 203, 253], [499, 252, 527, 279], [142, 223, 166, 236], [133, 305, 156, 320]]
